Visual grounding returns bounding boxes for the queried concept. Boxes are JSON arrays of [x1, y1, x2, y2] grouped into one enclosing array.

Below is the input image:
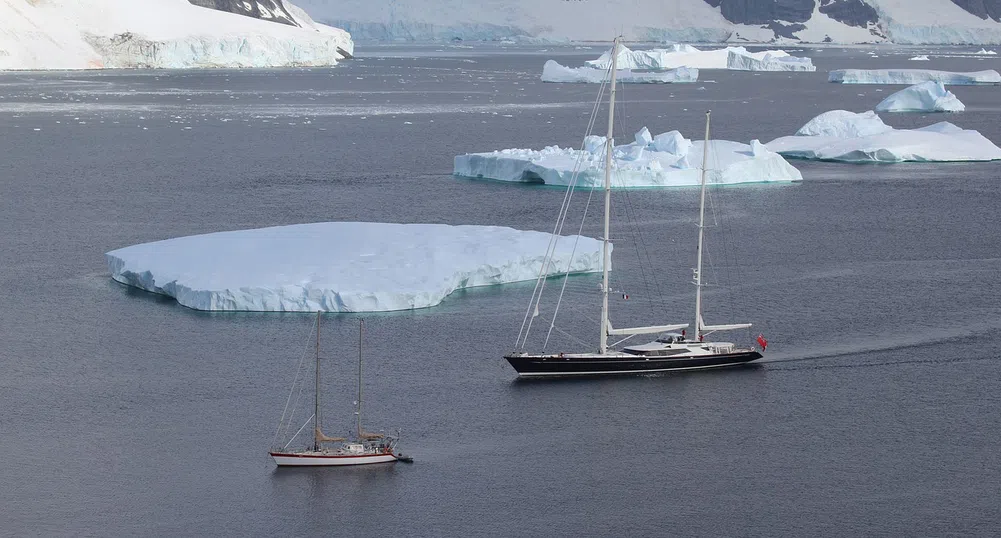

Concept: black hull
[[505, 351, 763, 377]]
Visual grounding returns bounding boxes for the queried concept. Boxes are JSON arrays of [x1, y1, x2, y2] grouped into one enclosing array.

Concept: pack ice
[[0, 0, 353, 70], [585, 44, 815, 71], [766, 110, 1001, 162], [106, 222, 603, 312], [454, 127, 802, 188], [829, 69, 1001, 85], [541, 60, 698, 84], [875, 82, 965, 112]]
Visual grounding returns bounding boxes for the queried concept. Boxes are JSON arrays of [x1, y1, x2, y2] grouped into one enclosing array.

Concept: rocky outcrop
[[819, 0, 879, 28], [950, 0, 1001, 21], [187, 0, 298, 26], [705, 0, 878, 28]]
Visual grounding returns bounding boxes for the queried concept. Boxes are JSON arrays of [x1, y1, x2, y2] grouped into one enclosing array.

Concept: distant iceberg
[[541, 60, 698, 83], [875, 81, 965, 112], [106, 222, 604, 312], [908, 55, 930, 61], [766, 110, 1001, 162], [454, 127, 802, 188], [829, 69, 1001, 85], [975, 48, 998, 55], [584, 44, 814, 71]]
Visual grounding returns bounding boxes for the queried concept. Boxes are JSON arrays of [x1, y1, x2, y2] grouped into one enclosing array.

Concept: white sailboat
[[270, 314, 407, 466], [505, 37, 766, 377]]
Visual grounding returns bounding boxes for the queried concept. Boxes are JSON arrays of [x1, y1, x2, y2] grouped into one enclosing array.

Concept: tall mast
[[356, 320, 363, 438], [313, 310, 320, 451], [694, 111, 711, 340], [599, 36, 620, 355]]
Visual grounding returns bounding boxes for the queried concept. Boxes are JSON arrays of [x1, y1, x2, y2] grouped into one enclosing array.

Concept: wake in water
[[760, 318, 1001, 367]]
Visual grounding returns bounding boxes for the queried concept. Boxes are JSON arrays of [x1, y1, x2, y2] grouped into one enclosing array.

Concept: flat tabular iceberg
[[584, 44, 814, 71], [766, 110, 1001, 162], [829, 69, 1001, 84], [875, 81, 965, 112], [106, 222, 603, 312], [454, 127, 802, 187], [541, 60, 698, 84]]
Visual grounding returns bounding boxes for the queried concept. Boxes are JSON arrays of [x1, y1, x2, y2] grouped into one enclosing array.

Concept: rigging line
[[273, 319, 316, 447], [522, 66, 611, 348], [538, 314, 593, 348], [516, 74, 608, 348], [544, 171, 599, 349], [609, 79, 671, 314]]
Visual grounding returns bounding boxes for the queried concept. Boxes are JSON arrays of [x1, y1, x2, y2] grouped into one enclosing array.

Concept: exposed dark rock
[[819, 0, 880, 28], [768, 21, 808, 38], [187, 0, 299, 26], [704, 0, 816, 24], [949, 0, 1001, 21]]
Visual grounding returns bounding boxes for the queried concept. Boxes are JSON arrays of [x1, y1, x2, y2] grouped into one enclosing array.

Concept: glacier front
[[766, 110, 1001, 162], [454, 127, 802, 188], [106, 222, 604, 312], [0, 0, 353, 70], [874, 82, 965, 113], [829, 69, 1001, 85], [541, 60, 698, 84]]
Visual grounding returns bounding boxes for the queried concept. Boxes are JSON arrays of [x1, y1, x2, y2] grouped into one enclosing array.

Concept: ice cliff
[[0, 0, 353, 70]]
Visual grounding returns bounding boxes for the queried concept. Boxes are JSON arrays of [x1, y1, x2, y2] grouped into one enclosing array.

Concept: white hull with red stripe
[[270, 450, 397, 466]]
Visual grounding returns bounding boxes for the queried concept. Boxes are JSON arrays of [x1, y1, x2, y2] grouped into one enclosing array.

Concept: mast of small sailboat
[[599, 36, 620, 355], [356, 320, 363, 438], [313, 310, 321, 451], [694, 111, 711, 340]]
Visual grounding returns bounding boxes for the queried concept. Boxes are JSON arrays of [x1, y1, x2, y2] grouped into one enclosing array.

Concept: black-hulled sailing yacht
[[504, 37, 764, 377]]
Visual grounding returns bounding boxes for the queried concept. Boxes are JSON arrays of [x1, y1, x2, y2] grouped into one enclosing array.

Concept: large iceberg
[[875, 81, 965, 112], [584, 44, 814, 71], [454, 127, 802, 188], [106, 222, 604, 312], [0, 0, 353, 70], [766, 110, 1001, 162], [829, 69, 1001, 85], [541, 60, 698, 84], [725, 49, 816, 71]]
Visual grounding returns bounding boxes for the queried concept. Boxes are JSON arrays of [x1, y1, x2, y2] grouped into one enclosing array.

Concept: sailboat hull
[[505, 351, 762, 377], [269, 451, 398, 466]]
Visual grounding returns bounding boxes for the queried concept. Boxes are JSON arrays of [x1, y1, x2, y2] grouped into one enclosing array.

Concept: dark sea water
[[2, 44, 1001, 536]]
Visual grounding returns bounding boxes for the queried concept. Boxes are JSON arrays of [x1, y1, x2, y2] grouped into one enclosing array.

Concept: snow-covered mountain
[[293, 0, 1001, 44], [0, 0, 353, 70]]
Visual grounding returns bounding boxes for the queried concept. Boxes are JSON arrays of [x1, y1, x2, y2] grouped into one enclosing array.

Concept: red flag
[[756, 334, 768, 351]]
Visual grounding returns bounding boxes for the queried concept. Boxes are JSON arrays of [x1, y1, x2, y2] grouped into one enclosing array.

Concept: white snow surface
[[874, 81, 965, 112], [295, 0, 1001, 44], [106, 222, 604, 312], [585, 44, 813, 71], [829, 69, 1001, 84], [0, 0, 353, 70], [454, 128, 802, 187], [767, 110, 1001, 162], [541, 60, 698, 83]]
